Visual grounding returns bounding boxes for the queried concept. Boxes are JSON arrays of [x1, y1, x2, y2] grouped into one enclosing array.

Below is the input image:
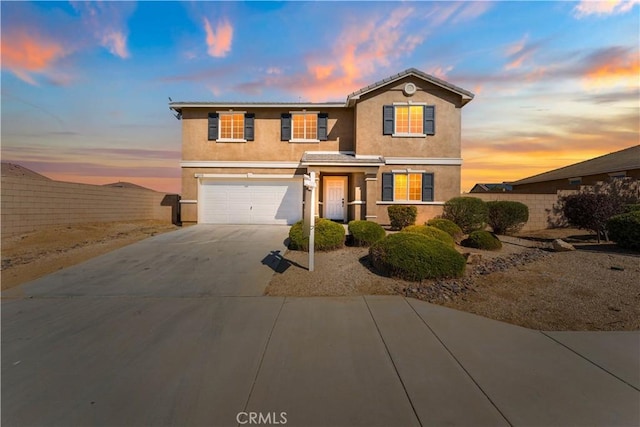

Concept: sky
[[1, 0, 638, 194]]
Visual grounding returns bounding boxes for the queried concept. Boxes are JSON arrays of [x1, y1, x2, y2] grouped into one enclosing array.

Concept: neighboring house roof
[[169, 68, 474, 113], [300, 152, 384, 166], [346, 68, 474, 106], [103, 181, 156, 191], [470, 183, 513, 192], [1, 162, 51, 180], [510, 145, 640, 186]]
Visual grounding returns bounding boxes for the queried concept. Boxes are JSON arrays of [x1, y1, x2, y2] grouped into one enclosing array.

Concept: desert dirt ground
[[266, 228, 640, 331], [1, 220, 180, 290]]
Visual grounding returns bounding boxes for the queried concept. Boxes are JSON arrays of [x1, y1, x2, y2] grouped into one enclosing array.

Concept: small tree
[[442, 197, 488, 233], [560, 193, 623, 242], [487, 201, 529, 235]]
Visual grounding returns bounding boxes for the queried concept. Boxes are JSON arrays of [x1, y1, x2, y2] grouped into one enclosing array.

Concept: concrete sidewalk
[[2, 294, 638, 426]]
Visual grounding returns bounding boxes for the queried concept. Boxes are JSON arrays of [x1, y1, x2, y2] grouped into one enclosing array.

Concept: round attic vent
[[403, 82, 417, 96]]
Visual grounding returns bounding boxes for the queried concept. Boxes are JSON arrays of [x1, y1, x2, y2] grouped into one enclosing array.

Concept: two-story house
[[170, 68, 474, 226]]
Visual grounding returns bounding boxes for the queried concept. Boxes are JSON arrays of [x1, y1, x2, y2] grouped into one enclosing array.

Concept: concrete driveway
[[2, 225, 639, 426]]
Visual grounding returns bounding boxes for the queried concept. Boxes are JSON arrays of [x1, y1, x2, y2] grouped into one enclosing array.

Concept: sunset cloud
[[574, 0, 640, 17], [582, 46, 639, 87], [204, 18, 233, 58], [1, 31, 67, 85], [70, 1, 134, 59]]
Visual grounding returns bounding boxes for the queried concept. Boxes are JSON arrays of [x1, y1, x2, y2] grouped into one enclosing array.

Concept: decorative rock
[[466, 253, 483, 265], [552, 239, 576, 252]]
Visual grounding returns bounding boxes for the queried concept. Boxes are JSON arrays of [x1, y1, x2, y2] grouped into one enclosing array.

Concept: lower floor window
[[382, 172, 434, 202], [394, 173, 422, 201]]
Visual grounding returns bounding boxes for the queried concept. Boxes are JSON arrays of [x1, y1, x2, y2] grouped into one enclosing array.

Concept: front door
[[324, 176, 347, 221]]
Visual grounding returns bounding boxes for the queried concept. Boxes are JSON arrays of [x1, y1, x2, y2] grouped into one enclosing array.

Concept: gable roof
[[510, 145, 640, 186], [1, 162, 51, 180], [346, 68, 474, 106]]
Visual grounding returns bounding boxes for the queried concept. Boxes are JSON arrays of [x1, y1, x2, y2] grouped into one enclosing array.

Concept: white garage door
[[199, 179, 303, 225]]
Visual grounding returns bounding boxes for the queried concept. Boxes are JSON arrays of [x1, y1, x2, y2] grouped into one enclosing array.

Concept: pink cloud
[[574, 0, 639, 17], [1, 30, 68, 85], [100, 30, 129, 59], [204, 18, 233, 58]]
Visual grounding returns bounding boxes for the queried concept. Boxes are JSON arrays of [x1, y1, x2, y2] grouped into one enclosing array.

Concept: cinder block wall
[[467, 191, 575, 231], [1, 176, 172, 236]]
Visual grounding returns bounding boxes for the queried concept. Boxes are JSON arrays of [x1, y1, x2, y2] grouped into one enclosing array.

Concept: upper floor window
[[220, 112, 245, 140], [383, 104, 435, 137], [281, 112, 328, 142], [208, 112, 254, 142], [292, 113, 317, 140]]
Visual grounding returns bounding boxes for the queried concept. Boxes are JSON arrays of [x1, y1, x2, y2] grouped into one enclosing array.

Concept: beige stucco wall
[[1, 176, 172, 236], [181, 107, 354, 162], [354, 76, 463, 158]]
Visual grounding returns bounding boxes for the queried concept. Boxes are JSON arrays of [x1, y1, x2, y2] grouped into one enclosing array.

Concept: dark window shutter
[[424, 105, 435, 136], [382, 173, 394, 201], [208, 113, 218, 141], [383, 105, 394, 135], [317, 113, 328, 141], [281, 113, 291, 141], [244, 113, 254, 141], [422, 173, 434, 202]]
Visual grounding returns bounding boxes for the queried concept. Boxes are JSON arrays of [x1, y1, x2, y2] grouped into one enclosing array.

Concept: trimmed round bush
[[623, 204, 640, 213], [348, 220, 386, 247], [442, 197, 488, 233], [607, 211, 640, 250], [288, 218, 345, 251], [487, 201, 529, 235], [461, 230, 502, 251], [369, 233, 466, 281], [426, 218, 463, 240], [401, 225, 455, 247], [387, 205, 417, 230]]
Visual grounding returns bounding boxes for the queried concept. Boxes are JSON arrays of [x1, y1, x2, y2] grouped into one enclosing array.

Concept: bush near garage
[[461, 230, 502, 251], [401, 225, 455, 247], [369, 233, 466, 281], [426, 218, 464, 240], [442, 197, 488, 233], [607, 211, 640, 250], [288, 218, 345, 251], [348, 220, 386, 247], [486, 201, 529, 235], [387, 205, 417, 230], [622, 204, 640, 213]]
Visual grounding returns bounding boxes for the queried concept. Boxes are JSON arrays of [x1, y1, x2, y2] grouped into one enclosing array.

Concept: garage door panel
[[199, 179, 302, 225]]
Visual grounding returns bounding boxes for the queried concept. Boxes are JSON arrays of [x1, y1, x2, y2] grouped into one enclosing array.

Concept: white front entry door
[[324, 176, 347, 221]]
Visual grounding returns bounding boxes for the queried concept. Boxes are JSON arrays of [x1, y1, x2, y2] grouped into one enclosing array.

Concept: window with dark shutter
[[281, 113, 291, 141], [317, 113, 328, 141], [208, 113, 218, 141], [424, 106, 435, 136], [383, 105, 394, 135], [244, 113, 255, 141], [382, 173, 394, 201], [422, 173, 434, 202]]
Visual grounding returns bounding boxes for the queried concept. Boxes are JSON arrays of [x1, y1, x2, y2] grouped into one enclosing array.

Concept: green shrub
[[560, 193, 623, 242], [426, 218, 463, 240], [487, 201, 529, 235], [387, 205, 417, 230], [288, 218, 345, 251], [461, 230, 502, 251], [401, 225, 455, 247], [607, 211, 640, 250], [442, 197, 488, 233], [623, 204, 640, 213], [369, 233, 466, 281], [348, 220, 386, 247]]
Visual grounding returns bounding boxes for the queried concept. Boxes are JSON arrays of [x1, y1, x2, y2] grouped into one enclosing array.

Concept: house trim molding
[[195, 173, 299, 179], [385, 157, 463, 166], [182, 161, 300, 168]]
